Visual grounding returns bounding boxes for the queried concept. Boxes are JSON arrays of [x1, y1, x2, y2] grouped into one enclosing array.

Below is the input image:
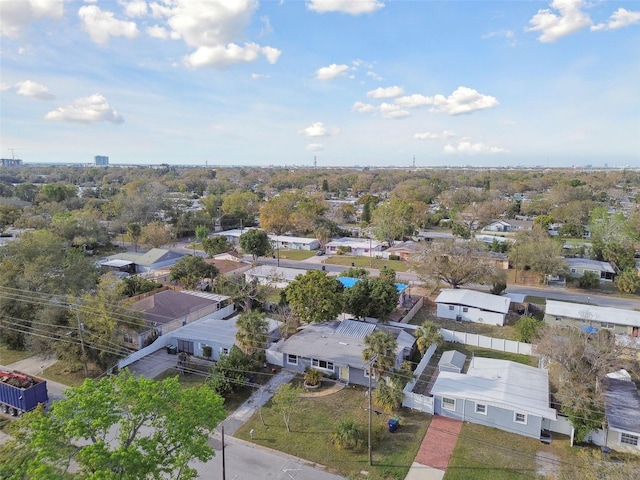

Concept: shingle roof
[[545, 300, 640, 328], [603, 378, 640, 434]]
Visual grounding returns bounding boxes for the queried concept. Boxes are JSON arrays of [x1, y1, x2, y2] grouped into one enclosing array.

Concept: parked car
[[316, 250, 324, 256]]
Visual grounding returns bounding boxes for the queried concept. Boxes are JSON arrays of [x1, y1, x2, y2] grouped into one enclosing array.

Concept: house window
[[462, 307, 469, 313], [312, 359, 334, 372], [570, 268, 577, 274], [448, 305, 454, 311], [600, 322, 615, 329], [620, 433, 639, 446], [475, 403, 487, 415], [442, 397, 455, 411], [514, 412, 527, 424], [219, 347, 229, 356], [123, 332, 133, 343], [287, 354, 298, 365]]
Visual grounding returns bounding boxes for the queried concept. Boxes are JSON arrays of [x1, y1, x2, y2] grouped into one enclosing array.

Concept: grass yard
[[235, 385, 430, 480], [275, 249, 316, 261], [439, 342, 537, 367], [445, 423, 640, 480], [41, 361, 104, 387], [427, 316, 519, 341], [324, 255, 410, 272], [0, 345, 32, 366]]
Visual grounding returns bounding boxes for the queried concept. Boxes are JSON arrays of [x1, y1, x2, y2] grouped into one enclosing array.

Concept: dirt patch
[[536, 450, 560, 478]]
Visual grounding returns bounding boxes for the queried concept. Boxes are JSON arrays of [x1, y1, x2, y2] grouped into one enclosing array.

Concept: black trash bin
[[166, 344, 177, 355], [388, 418, 399, 433]]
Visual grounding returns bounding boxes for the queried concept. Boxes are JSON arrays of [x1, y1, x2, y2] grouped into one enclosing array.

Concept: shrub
[[514, 315, 543, 343], [388, 254, 401, 261], [202, 345, 212, 358], [337, 245, 352, 255], [304, 368, 323, 386], [331, 419, 366, 450], [578, 271, 600, 289]]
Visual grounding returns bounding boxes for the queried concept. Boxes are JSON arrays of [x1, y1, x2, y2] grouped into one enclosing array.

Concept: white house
[[435, 289, 511, 326], [325, 237, 383, 257], [214, 229, 320, 251], [244, 265, 307, 289], [430, 357, 557, 440], [101, 248, 185, 274], [603, 374, 640, 454], [565, 258, 616, 282]]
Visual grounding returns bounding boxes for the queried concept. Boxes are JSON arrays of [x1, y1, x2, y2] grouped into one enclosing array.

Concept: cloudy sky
[[1, 0, 638, 167]]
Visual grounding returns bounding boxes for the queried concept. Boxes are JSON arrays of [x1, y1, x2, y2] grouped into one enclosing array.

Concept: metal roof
[[435, 289, 511, 314], [335, 319, 376, 338], [603, 378, 640, 434], [439, 350, 467, 371], [546, 300, 640, 328], [431, 358, 557, 420]]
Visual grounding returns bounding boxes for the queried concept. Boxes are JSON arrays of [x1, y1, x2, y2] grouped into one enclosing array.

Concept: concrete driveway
[[125, 348, 181, 378]]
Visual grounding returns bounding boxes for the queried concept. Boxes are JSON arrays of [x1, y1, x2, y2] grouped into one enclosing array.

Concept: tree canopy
[[169, 255, 218, 289], [235, 309, 269, 355], [284, 270, 344, 324], [239, 229, 271, 264], [0, 369, 226, 480]]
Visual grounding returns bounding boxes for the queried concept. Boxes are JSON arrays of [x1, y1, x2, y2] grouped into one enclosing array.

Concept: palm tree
[[304, 368, 323, 387], [414, 321, 443, 355], [331, 419, 366, 450], [235, 310, 268, 355], [373, 378, 405, 413], [362, 330, 397, 379]]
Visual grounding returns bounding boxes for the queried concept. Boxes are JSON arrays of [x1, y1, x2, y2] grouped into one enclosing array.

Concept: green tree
[[340, 267, 369, 278], [140, 220, 173, 248], [414, 321, 443, 355], [614, 268, 640, 294], [209, 346, 255, 395], [577, 271, 600, 289], [127, 222, 142, 252], [235, 310, 269, 355], [331, 419, 366, 450], [374, 376, 406, 413], [533, 214, 554, 229], [169, 255, 218, 289], [221, 191, 260, 226], [511, 227, 567, 284], [284, 270, 344, 324], [0, 370, 225, 480], [259, 192, 297, 236], [378, 266, 396, 283], [202, 235, 233, 257], [214, 275, 266, 312], [361, 199, 372, 225], [239, 229, 271, 265], [513, 316, 543, 343], [195, 224, 209, 244], [412, 240, 494, 289], [343, 277, 398, 321], [371, 198, 414, 245], [489, 269, 508, 295], [451, 221, 472, 239], [304, 368, 323, 387], [362, 330, 397, 379], [118, 275, 162, 297], [589, 207, 636, 271], [271, 383, 303, 433]]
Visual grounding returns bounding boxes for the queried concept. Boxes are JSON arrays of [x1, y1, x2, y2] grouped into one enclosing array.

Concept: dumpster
[[388, 418, 399, 433], [166, 345, 177, 355]]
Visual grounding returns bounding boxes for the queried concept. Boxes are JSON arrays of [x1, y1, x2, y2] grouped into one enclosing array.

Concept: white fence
[[440, 328, 533, 356], [402, 343, 436, 413]]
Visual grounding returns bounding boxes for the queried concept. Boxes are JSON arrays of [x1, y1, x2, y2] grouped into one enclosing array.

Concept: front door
[[177, 339, 194, 355]]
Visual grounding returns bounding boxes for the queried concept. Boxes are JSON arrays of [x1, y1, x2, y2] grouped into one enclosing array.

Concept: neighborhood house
[[435, 289, 511, 326]]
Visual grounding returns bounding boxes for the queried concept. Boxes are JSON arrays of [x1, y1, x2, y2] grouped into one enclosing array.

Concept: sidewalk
[[217, 369, 295, 435], [405, 416, 463, 480]]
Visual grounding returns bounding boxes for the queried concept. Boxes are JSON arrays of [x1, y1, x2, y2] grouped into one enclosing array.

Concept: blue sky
[[1, 0, 639, 168]]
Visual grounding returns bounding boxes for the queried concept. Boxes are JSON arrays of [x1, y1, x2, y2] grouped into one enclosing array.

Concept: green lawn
[[439, 342, 537, 367], [323, 255, 410, 272], [275, 249, 316, 261], [40, 361, 103, 387], [235, 385, 430, 480], [0, 344, 32, 366]]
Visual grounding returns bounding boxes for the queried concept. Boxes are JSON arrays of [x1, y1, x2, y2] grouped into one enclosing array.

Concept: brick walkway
[[415, 416, 463, 470]]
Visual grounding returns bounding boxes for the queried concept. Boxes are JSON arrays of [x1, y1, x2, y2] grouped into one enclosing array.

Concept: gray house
[[266, 319, 414, 387], [169, 314, 281, 360], [603, 375, 640, 454], [430, 357, 557, 440], [101, 248, 185, 274], [544, 300, 640, 341], [565, 258, 616, 282]]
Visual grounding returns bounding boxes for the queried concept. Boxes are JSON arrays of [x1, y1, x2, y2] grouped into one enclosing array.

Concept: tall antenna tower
[[314, 155, 317, 168], [412, 155, 415, 168]]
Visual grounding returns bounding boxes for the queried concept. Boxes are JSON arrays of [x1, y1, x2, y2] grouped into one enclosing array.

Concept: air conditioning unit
[[455, 315, 462, 322]]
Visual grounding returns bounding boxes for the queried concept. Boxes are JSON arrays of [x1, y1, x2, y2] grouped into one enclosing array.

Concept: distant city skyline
[[1, 0, 639, 168]]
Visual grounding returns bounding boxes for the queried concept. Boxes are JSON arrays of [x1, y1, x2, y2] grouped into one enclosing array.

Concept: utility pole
[[221, 426, 226, 480], [75, 301, 88, 377], [367, 354, 378, 466]]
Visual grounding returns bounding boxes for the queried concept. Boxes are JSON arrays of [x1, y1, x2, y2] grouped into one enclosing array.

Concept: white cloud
[[430, 86, 499, 115], [526, 0, 592, 43], [147, 24, 170, 39], [366, 71, 383, 81], [444, 139, 507, 155], [45, 93, 124, 124], [395, 94, 433, 108], [0, 83, 12, 92], [352, 101, 376, 113], [299, 122, 331, 138], [316, 63, 349, 81], [414, 130, 455, 140], [306, 143, 324, 151], [0, 0, 64, 38], [78, 5, 139, 45], [592, 8, 640, 31], [120, 0, 147, 18], [252, 73, 270, 80], [14, 80, 54, 100], [379, 103, 410, 119], [367, 86, 404, 99], [151, 0, 279, 68], [307, 0, 384, 15]]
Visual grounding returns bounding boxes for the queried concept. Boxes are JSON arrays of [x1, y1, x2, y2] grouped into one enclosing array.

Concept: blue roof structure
[[338, 276, 408, 293]]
